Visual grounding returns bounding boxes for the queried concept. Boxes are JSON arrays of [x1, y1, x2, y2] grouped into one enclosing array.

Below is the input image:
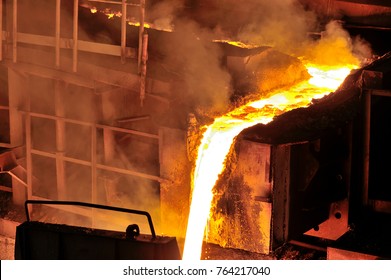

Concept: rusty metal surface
[[372, 200, 391, 214], [207, 139, 273, 254], [327, 247, 378, 260], [15, 221, 181, 260], [304, 199, 349, 240]]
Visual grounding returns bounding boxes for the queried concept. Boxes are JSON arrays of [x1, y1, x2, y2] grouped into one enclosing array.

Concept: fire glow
[[182, 62, 358, 260], [88, 6, 173, 31]]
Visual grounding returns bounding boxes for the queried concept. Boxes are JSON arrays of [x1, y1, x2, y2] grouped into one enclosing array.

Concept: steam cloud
[[304, 20, 373, 66], [234, 0, 317, 54], [157, 18, 232, 114], [217, 0, 373, 64], [150, 0, 372, 116], [147, 0, 185, 31], [146, 0, 232, 115]]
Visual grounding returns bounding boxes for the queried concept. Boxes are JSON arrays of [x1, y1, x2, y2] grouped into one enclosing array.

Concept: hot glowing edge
[[182, 63, 357, 260]]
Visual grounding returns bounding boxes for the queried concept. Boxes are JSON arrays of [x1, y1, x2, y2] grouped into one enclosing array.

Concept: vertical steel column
[[362, 90, 371, 207], [12, 0, 17, 63], [55, 81, 66, 200], [91, 124, 97, 226], [0, 0, 3, 61], [55, 0, 61, 67], [326, 0, 332, 17], [91, 125, 97, 203], [55, 0, 61, 68], [103, 128, 115, 164], [138, 0, 145, 72], [9, 70, 27, 205], [73, 0, 79, 72], [25, 76, 32, 211], [103, 127, 116, 205], [101, 89, 116, 206], [121, 0, 127, 64], [140, 32, 148, 106]]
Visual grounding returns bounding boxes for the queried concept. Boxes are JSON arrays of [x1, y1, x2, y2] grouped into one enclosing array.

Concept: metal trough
[[14, 200, 181, 260]]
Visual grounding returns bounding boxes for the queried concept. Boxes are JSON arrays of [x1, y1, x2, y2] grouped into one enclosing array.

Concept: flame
[[128, 21, 152, 29], [86, 5, 173, 32], [182, 61, 358, 260]]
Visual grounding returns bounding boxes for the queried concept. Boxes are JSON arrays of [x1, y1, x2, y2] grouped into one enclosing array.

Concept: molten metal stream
[[182, 63, 357, 260]]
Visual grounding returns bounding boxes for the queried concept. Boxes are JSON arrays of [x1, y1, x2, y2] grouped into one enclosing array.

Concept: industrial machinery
[[14, 200, 181, 260], [1, 0, 391, 260]]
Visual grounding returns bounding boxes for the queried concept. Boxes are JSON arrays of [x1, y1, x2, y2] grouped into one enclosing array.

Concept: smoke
[[158, 18, 232, 115], [150, 0, 373, 118], [222, 0, 317, 54], [147, 0, 185, 31], [303, 20, 373, 66], [203, 0, 372, 65], [351, 35, 373, 64]]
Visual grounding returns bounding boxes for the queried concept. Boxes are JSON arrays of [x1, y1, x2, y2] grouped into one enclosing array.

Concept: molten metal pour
[[182, 62, 357, 260]]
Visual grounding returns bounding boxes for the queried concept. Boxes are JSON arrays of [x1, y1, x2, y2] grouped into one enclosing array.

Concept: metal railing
[[0, 1, 156, 210], [25, 199, 157, 238]]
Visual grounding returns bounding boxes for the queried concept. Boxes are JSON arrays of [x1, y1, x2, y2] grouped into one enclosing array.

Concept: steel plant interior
[[1, 0, 391, 260]]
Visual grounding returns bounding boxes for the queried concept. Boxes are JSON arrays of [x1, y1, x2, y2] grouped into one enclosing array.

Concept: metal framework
[[0, 0, 156, 218], [362, 88, 391, 209]]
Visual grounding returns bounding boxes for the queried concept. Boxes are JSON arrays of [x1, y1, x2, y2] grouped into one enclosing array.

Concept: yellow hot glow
[[182, 62, 358, 260], [106, 13, 115, 19], [128, 21, 152, 29], [212, 39, 261, 49], [88, 6, 173, 32]]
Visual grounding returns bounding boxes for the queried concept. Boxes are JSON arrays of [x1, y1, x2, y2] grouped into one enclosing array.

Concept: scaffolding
[[0, 0, 161, 221]]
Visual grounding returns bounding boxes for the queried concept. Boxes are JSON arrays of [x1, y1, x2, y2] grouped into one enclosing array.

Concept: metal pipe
[[103, 127, 115, 166], [24, 200, 157, 239], [141, 31, 148, 64], [140, 31, 148, 106], [87, 0, 139, 5], [91, 124, 97, 227], [138, 0, 145, 72], [288, 240, 327, 252], [25, 81, 32, 210], [370, 89, 391, 97], [362, 90, 371, 206], [0, 185, 12, 192], [91, 125, 97, 204], [96, 163, 166, 183], [343, 24, 391, 32], [116, 115, 150, 123], [0, 143, 15, 148], [0, 171, 27, 186], [121, 0, 127, 64], [55, 154, 65, 201], [55, 0, 61, 68], [73, 0, 79, 72], [0, 0, 3, 61], [20, 110, 159, 139], [55, 82, 65, 151], [12, 0, 17, 63], [55, 81, 66, 200], [31, 149, 91, 167], [30, 148, 166, 183], [98, 123, 158, 139]]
